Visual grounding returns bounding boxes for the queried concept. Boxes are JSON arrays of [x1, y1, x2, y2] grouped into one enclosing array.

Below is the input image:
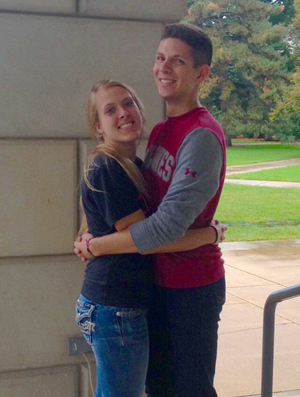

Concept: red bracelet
[[86, 238, 95, 256]]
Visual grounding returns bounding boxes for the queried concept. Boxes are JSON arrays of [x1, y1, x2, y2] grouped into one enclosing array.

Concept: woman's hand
[[74, 232, 95, 262], [210, 220, 227, 245]]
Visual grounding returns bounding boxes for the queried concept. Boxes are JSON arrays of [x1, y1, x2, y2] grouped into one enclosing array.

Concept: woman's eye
[[175, 59, 184, 65], [124, 100, 134, 108], [106, 107, 115, 114]]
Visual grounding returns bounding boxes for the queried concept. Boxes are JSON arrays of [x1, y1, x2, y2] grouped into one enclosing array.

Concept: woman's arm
[[74, 210, 226, 260]]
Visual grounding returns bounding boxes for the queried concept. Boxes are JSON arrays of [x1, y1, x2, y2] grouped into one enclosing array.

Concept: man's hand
[[210, 219, 227, 245], [74, 232, 94, 262]]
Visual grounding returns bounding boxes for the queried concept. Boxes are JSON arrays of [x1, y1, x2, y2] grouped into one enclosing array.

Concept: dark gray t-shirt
[[81, 155, 152, 308]]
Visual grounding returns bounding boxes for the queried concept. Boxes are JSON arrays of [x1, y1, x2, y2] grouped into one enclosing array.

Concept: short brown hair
[[161, 23, 212, 67]]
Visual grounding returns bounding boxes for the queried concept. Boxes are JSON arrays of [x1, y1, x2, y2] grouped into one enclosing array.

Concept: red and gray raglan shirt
[[129, 107, 227, 289]]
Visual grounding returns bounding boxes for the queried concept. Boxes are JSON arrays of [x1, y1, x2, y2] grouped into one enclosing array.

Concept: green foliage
[[260, 0, 295, 25], [268, 0, 300, 140], [184, 0, 299, 142]]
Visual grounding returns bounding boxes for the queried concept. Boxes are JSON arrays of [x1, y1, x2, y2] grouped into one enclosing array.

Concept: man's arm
[[130, 129, 224, 252], [74, 129, 224, 258]]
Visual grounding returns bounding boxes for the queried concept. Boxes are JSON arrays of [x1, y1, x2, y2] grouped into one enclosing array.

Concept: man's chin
[[157, 90, 175, 101]]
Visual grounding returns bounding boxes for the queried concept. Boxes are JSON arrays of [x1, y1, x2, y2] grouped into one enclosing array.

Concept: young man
[[75, 23, 226, 397]]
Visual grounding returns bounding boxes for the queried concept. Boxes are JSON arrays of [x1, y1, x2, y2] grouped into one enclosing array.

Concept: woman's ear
[[96, 122, 103, 137]]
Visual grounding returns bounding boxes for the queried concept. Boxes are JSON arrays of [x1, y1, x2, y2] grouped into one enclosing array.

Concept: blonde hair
[[79, 80, 148, 235]]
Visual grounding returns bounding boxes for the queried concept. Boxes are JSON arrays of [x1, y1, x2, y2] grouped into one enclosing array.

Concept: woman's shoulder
[[89, 154, 120, 174]]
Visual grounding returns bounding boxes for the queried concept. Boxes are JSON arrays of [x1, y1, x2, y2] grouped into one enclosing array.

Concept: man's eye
[[156, 56, 164, 61], [175, 59, 184, 65]]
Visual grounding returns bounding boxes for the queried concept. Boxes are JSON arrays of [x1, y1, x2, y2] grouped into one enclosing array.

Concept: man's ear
[[197, 64, 210, 83]]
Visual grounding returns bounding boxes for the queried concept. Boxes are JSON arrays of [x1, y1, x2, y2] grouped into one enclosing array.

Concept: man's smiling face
[[153, 38, 203, 105]]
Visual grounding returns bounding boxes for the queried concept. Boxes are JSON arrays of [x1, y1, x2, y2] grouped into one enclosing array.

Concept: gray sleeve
[[129, 128, 224, 253]]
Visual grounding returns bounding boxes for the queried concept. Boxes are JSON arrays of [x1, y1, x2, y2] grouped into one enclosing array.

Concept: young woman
[[76, 79, 226, 397]]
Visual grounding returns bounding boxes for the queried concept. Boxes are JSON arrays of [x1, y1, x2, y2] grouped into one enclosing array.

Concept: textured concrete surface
[[0, 0, 75, 13], [79, 0, 187, 21], [215, 240, 300, 397], [0, 366, 79, 397], [0, 140, 77, 256], [0, 13, 163, 138]]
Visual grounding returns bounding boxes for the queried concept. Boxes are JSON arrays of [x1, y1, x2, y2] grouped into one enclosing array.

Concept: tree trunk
[[221, 100, 232, 146], [225, 132, 232, 146]]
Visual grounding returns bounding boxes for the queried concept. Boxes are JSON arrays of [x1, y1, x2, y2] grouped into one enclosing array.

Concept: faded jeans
[[76, 294, 149, 397]]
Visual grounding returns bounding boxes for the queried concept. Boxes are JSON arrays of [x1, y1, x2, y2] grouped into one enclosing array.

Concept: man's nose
[[160, 59, 172, 73]]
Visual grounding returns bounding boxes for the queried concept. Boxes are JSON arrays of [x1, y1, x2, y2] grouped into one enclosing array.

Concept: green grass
[[227, 144, 300, 166], [227, 165, 300, 182], [226, 224, 300, 241], [215, 184, 300, 241]]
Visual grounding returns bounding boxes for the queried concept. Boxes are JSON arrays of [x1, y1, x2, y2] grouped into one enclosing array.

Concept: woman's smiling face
[[95, 86, 143, 147]]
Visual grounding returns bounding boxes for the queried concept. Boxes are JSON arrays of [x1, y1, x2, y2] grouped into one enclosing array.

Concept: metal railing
[[261, 284, 300, 397]]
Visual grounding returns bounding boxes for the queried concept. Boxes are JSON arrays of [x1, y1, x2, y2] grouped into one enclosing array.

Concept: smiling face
[[153, 38, 210, 115], [95, 86, 143, 148]]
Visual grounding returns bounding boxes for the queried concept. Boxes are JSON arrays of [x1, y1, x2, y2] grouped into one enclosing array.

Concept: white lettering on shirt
[[145, 145, 175, 183]]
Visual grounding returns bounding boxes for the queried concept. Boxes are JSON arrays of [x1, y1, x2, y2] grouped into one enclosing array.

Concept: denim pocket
[[76, 297, 96, 345], [115, 308, 148, 347], [116, 308, 146, 318]]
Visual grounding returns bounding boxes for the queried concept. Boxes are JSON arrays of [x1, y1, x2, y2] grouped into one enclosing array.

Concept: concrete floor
[[215, 240, 300, 397]]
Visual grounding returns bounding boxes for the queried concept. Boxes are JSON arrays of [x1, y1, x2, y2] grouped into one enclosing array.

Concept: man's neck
[[166, 99, 201, 118]]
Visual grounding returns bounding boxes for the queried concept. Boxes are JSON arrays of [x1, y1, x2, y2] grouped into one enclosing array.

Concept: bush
[[226, 118, 300, 142]]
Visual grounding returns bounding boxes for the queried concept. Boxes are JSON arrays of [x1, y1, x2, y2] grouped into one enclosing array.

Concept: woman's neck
[[105, 141, 137, 161]]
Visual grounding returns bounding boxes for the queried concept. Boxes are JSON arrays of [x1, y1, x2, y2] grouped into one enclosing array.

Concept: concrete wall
[[0, 1, 186, 396]]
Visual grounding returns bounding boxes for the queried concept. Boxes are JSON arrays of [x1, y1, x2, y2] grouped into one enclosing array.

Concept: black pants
[[146, 277, 226, 397]]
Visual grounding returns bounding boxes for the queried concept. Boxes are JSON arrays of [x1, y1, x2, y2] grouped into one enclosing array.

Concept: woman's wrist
[[86, 238, 96, 256]]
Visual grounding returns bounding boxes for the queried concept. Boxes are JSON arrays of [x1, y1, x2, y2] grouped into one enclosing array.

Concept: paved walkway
[[215, 240, 300, 397], [217, 159, 300, 396], [225, 158, 300, 189], [226, 159, 300, 176], [225, 179, 300, 189]]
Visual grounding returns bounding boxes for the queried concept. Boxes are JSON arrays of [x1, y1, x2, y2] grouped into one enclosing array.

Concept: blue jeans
[[146, 277, 226, 397], [76, 294, 149, 397]]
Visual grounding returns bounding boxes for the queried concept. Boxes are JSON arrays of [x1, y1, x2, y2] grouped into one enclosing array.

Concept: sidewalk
[[225, 179, 300, 189], [226, 159, 300, 176], [225, 158, 300, 189], [215, 240, 300, 397]]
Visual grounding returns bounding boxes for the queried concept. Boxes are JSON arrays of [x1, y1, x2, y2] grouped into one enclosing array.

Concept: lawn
[[215, 184, 300, 241], [227, 143, 300, 166], [227, 165, 300, 182]]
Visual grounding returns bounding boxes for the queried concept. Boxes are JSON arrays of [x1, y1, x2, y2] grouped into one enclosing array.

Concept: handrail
[[261, 284, 300, 397]]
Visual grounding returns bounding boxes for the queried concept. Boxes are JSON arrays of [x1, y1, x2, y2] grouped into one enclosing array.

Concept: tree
[[269, 0, 300, 141], [260, 0, 295, 25], [184, 0, 291, 144]]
